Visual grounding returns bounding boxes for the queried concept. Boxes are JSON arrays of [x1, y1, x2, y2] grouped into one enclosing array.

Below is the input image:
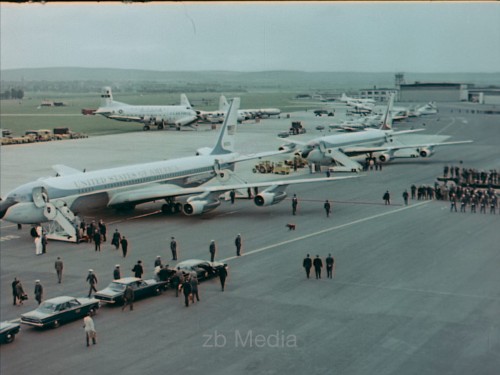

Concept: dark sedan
[[0, 321, 21, 344], [94, 277, 169, 305], [20, 296, 100, 329], [174, 259, 227, 281]]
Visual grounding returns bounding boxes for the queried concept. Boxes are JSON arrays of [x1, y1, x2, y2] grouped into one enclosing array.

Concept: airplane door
[[32, 186, 49, 208]]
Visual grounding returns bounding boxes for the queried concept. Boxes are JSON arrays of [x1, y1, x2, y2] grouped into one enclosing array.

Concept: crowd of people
[[443, 165, 499, 187]]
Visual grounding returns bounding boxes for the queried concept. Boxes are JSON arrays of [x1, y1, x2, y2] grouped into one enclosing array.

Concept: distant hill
[[2, 67, 499, 92]]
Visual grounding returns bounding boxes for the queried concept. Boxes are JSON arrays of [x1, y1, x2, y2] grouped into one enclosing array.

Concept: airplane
[[339, 93, 376, 106], [408, 102, 438, 117], [0, 98, 356, 242], [279, 94, 472, 170], [197, 95, 248, 124], [94, 87, 199, 131], [220, 95, 281, 119]]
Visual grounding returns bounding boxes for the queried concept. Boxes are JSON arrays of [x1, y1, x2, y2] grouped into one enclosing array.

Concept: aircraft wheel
[[143, 125, 150, 131], [157, 124, 164, 130]]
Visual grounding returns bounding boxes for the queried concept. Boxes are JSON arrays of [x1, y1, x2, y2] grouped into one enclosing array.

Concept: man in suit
[[313, 255, 323, 279], [302, 254, 312, 279]]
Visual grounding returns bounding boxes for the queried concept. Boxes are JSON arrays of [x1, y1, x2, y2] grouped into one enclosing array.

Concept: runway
[[1, 103, 499, 375]]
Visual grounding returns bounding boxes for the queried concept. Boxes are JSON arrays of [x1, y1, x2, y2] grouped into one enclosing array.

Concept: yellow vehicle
[[273, 162, 290, 175], [25, 129, 54, 142], [252, 160, 274, 174]]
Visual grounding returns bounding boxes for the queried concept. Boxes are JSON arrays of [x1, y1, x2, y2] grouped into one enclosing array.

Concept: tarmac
[[1, 102, 499, 375]]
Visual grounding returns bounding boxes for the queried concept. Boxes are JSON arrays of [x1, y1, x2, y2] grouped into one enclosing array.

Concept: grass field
[[0, 90, 314, 136]]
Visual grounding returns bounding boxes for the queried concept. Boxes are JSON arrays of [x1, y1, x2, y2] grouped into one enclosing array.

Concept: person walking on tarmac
[[209, 240, 217, 262], [180, 277, 192, 307], [383, 190, 391, 205], [402, 190, 409, 206], [325, 254, 335, 279], [313, 255, 323, 279], [34, 280, 43, 305], [235, 234, 242, 256], [292, 194, 298, 215], [120, 236, 128, 258], [111, 229, 121, 250], [303, 254, 312, 279], [170, 236, 178, 260], [86, 269, 98, 298], [324, 200, 331, 217], [122, 284, 134, 311], [219, 265, 228, 291]]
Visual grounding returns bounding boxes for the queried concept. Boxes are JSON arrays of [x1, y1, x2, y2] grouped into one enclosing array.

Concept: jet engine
[[175, 116, 198, 128], [278, 144, 297, 153], [378, 153, 392, 163], [254, 186, 287, 207], [183, 193, 221, 215], [419, 147, 434, 157]]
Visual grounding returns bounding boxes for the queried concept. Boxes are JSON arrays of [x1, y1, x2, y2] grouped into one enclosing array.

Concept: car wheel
[[89, 307, 97, 316], [52, 320, 60, 329], [154, 287, 161, 296], [4, 333, 15, 343]]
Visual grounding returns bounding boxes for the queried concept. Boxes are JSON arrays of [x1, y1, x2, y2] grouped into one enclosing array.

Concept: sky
[[1, 1, 499, 73]]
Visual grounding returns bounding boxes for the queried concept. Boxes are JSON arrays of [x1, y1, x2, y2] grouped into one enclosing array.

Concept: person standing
[[41, 233, 48, 254], [190, 275, 200, 303], [113, 265, 121, 280], [325, 254, 335, 279], [324, 200, 331, 217], [93, 230, 102, 252], [83, 313, 97, 347], [98, 220, 107, 242], [402, 190, 409, 206], [303, 254, 312, 279], [12, 277, 19, 306], [235, 234, 242, 256], [15, 279, 26, 305], [411, 184, 417, 200], [111, 229, 121, 250], [122, 284, 134, 311], [313, 255, 323, 279], [34, 280, 43, 305], [132, 260, 144, 278], [86, 269, 98, 298], [209, 240, 217, 262], [292, 194, 298, 215], [180, 277, 192, 307], [34, 236, 43, 256], [55, 257, 63, 283], [450, 194, 458, 212], [172, 267, 183, 297], [219, 265, 228, 292], [120, 236, 128, 258], [170, 237, 178, 260], [383, 190, 391, 205], [229, 190, 236, 204], [154, 256, 162, 268]]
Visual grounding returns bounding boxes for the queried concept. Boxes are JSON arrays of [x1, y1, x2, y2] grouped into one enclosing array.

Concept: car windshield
[[107, 282, 126, 292], [37, 302, 58, 313]]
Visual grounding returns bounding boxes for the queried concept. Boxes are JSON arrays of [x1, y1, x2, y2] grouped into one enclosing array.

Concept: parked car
[[173, 259, 227, 281], [0, 321, 21, 343], [94, 277, 169, 305], [20, 296, 99, 329]]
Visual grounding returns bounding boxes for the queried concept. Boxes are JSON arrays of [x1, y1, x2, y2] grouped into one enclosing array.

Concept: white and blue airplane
[[0, 98, 355, 241], [280, 94, 472, 170], [95, 87, 199, 131]]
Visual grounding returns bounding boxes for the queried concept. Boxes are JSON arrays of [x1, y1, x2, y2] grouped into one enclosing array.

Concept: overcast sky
[[1, 2, 499, 73]]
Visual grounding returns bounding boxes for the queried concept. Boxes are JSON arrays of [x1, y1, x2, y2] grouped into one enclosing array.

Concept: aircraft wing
[[343, 140, 473, 156], [106, 176, 358, 207], [106, 114, 144, 122]]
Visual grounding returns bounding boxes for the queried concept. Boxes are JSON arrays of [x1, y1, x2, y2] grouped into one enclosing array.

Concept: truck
[[289, 121, 306, 135], [53, 127, 88, 140]]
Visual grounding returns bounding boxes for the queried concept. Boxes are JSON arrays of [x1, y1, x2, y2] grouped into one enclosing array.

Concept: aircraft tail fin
[[181, 94, 192, 109], [100, 86, 115, 107], [219, 95, 229, 111], [380, 94, 394, 131], [210, 98, 240, 155]]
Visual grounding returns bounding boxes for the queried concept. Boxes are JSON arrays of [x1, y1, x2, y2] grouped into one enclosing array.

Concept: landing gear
[[157, 123, 164, 130], [161, 202, 182, 215], [143, 125, 151, 131]]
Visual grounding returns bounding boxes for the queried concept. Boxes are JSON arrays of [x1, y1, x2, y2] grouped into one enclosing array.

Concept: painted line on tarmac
[[334, 280, 500, 302], [221, 200, 432, 262]]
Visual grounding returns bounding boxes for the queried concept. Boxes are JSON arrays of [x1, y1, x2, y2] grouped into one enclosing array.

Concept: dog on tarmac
[[286, 223, 296, 231]]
